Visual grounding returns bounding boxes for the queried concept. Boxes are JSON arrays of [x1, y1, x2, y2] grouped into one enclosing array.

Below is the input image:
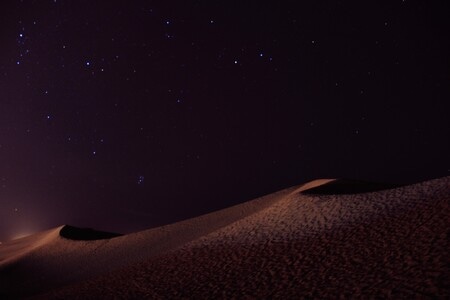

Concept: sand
[[0, 177, 448, 298]]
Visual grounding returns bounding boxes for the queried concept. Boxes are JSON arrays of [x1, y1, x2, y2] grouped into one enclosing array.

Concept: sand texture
[[0, 177, 448, 299]]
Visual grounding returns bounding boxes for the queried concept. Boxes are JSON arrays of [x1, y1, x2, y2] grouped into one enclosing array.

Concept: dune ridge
[[0, 226, 62, 268], [1, 177, 448, 298]]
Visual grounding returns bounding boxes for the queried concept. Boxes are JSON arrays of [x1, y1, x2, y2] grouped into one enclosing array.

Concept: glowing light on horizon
[[11, 231, 34, 240]]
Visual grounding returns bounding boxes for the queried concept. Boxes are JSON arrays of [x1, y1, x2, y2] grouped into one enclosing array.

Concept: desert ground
[[0, 177, 448, 299]]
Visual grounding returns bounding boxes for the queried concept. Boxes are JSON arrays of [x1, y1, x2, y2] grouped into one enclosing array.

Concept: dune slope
[[1, 177, 449, 298], [0, 184, 299, 298]]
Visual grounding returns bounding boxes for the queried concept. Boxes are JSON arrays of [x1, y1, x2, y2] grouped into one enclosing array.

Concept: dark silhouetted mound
[[301, 179, 402, 195], [60, 225, 122, 240]]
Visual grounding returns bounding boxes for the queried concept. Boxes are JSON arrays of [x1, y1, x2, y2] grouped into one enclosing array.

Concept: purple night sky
[[0, 1, 448, 240]]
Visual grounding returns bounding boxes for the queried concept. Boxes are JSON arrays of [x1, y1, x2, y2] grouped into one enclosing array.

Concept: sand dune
[[0, 184, 299, 298], [1, 177, 448, 298]]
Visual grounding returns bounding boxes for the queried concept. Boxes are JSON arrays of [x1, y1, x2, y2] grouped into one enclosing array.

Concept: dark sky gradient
[[1, 1, 449, 241]]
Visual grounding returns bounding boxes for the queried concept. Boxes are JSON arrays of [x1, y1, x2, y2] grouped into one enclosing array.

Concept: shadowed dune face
[[59, 225, 122, 241], [301, 179, 402, 195]]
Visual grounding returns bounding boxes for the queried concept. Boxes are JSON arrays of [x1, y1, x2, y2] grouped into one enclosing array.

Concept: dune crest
[[0, 226, 62, 268]]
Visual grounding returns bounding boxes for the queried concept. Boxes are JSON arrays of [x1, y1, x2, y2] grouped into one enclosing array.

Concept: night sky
[[1, 1, 449, 241]]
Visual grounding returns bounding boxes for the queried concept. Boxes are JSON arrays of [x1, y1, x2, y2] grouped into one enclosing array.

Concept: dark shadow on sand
[[301, 179, 402, 195], [60, 225, 122, 241]]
